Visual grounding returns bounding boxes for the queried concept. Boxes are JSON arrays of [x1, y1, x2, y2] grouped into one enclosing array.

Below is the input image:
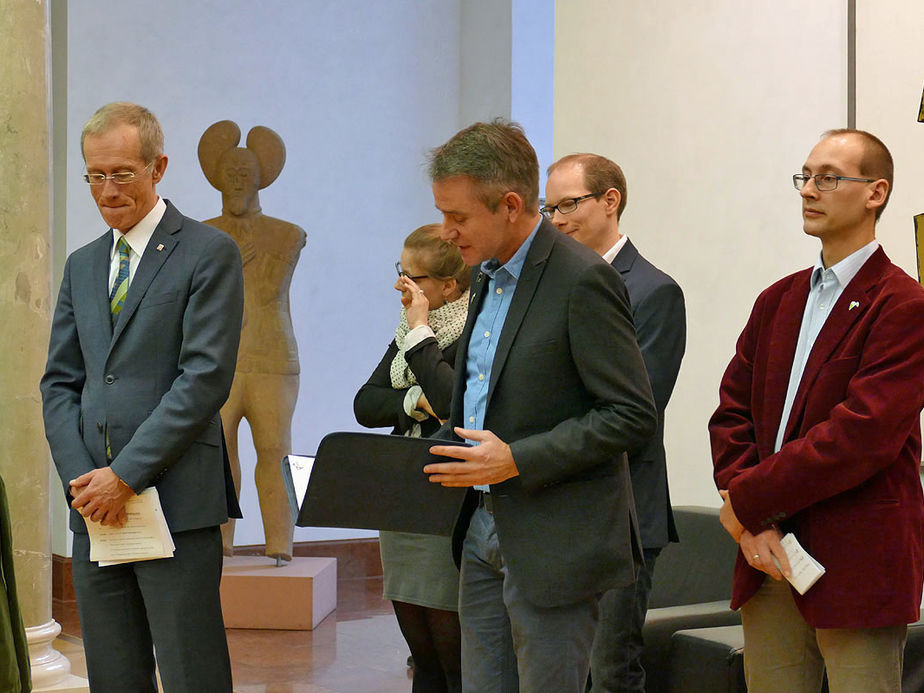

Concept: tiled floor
[[55, 576, 415, 693]]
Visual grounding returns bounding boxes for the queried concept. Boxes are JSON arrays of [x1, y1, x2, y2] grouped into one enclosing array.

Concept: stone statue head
[[198, 120, 286, 217]]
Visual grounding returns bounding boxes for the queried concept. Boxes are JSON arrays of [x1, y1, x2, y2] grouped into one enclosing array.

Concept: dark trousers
[[589, 547, 660, 693], [72, 525, 232, 693]]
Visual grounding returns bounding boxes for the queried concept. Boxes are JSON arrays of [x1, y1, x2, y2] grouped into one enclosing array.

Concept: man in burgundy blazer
[[710, 129, 924, 693]]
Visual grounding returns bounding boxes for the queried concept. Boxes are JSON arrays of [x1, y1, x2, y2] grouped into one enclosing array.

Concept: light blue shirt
[[464, 222, 540, 490], [773, 240, 879, 452]]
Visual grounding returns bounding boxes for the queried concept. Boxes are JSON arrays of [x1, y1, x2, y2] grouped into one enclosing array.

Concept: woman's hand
[[395, 276, 430, 329], [416, 392, 442, 421]]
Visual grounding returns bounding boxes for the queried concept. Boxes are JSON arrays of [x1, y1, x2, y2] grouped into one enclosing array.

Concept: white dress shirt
[[108, 197, 166, 293]]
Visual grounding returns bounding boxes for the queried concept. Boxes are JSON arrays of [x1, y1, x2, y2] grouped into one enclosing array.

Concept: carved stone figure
[[198, 121, 306, 562]]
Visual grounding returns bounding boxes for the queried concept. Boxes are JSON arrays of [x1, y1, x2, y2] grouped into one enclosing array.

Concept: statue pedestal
[[220, 556, 337, 630]]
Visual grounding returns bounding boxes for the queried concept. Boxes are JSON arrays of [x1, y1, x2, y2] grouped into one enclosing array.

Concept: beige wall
[[854, 0, 924, 473], [554, 1, 848, 506], [855, 0, 924, 276]]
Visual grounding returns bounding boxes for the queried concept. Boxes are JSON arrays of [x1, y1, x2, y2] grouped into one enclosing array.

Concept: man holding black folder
[[425, 120, 657, 693]]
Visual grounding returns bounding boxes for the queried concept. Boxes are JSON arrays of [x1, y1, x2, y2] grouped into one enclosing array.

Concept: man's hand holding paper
[[70, 467, 135, 527], [84, 488, 175, 565], [719, 489, 792, 581]]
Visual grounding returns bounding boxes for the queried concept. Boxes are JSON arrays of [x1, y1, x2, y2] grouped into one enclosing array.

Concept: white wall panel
[[554, 1, 847, 506]]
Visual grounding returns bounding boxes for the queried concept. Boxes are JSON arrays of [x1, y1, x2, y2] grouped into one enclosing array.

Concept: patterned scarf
[[390, 290, 469, 389]]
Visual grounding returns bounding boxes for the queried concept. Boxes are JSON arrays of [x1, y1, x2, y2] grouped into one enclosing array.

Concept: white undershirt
[[601, 234, 629, 264]]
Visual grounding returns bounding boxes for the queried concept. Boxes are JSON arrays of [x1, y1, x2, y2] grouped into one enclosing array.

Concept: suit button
[[96, 422, 104, 433], [104, 374, 116, 384]]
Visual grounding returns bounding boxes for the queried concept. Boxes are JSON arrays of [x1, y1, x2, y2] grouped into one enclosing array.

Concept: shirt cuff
[[403, 385, 428, 421], [404, 325, 436, 351]]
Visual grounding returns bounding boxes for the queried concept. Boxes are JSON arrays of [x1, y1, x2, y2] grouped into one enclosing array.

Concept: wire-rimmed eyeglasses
[[792, 173, 876, 192], [83, 160, 156, 186]]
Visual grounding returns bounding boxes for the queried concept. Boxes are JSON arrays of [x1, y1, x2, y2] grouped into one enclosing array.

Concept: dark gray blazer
[[448, 220, 657, 608], [612, 239, 686, 549], [41, 200, 244, 534]]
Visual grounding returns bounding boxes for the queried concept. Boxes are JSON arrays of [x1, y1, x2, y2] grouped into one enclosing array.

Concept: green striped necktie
[[109, 236, 130, 325], [106, 236, 130, 458]]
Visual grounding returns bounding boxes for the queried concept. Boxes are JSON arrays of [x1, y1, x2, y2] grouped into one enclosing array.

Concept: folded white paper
[[772, 532, 825, 594], [281, 454, 315, 519], [85, 487, 175, 565]]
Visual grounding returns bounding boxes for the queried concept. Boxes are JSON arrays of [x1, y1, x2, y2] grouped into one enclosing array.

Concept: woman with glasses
[[354, 224, 471, 693]]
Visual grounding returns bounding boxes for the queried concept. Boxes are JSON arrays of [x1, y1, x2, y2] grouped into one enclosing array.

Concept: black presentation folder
[[293, 431, 470, 536]]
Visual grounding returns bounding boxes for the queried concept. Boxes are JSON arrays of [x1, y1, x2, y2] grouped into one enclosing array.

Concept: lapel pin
[[848, 301, 860, 311], [156, 243, 164, 251]]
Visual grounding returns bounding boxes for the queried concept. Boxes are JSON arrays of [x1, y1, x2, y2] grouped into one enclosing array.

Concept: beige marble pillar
[[0, 0, 83, 688]]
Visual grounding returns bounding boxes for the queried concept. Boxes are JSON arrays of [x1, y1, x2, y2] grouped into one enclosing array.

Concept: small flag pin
[[848, 301, 859, 311], [156, 244, 164, 251]]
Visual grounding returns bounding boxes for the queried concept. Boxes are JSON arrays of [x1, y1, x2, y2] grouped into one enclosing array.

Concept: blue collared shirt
[[463, 222, 540, 489], [773, 240, 879, 452]]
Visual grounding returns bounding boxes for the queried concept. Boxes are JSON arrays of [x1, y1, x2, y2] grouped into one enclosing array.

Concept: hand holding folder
[[287, 432, 470, 536]]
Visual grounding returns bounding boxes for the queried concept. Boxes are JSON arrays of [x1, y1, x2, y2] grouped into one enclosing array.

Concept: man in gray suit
[[40, 102, 244, 692], [426, 121, 657, 693], [545, 154, 686, 693]]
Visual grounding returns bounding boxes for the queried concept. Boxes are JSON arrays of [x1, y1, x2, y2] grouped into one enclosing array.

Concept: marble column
[[0, 0, 83, 689]]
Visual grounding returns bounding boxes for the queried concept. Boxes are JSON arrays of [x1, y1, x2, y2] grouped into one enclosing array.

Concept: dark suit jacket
[[354, 336, 459, 438], [613, 239, 685, 549], [41, 200, 244, 534], [710, 247, 924, 628], [448, 220, 657, 608]]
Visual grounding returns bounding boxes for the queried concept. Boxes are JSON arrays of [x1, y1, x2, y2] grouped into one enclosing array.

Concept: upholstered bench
[[666, 613, 924, 693], [668, 625, 745, 693]]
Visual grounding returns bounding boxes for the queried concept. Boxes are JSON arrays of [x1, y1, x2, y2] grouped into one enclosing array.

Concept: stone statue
[[198, 121, 306, 562]]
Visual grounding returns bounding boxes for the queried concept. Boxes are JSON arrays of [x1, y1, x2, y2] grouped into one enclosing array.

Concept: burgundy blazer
[[710, 247, 924, 629]]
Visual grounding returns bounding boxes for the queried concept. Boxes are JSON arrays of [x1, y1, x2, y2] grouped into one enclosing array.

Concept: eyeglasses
[[792, 173, 876, 192], [395, 262, 428, 281], [83, 160, 156, 186], [540, 192, 603, 218]]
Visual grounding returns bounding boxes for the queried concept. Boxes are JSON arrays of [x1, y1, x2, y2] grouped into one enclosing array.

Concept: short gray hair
[[81, 102, 164, 163], [427, 119, 539, 211]]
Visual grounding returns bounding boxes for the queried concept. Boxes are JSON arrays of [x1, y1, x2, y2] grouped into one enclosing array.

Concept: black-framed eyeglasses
[[395, 262, 428, 281], [540, 192, 604, 218], [83, 160, 156, 186], [792, 173, 876, 192]]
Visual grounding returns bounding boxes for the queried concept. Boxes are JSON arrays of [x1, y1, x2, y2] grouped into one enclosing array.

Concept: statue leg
[[220, 374, 246, 556], [243, 373, 299, 561]]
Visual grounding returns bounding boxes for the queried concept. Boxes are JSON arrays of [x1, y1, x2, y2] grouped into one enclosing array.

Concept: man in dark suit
[[425, 120, 657, 693], [40, 102, 244, 692], [710, 129, 924, 693], [545, 153, 686, 693]]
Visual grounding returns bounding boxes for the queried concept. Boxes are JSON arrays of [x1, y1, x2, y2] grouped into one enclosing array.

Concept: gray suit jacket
[[449, 220, 657, 608], [41, 200, 244, 534], [612, 239, 685, 549]]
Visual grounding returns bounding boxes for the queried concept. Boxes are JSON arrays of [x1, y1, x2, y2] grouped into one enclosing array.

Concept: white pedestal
[[27, 620, 89, 692], [220, 556, 337, 630]]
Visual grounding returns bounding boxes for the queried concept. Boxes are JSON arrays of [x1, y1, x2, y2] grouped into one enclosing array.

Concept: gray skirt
[[379, 530, 460, 611]]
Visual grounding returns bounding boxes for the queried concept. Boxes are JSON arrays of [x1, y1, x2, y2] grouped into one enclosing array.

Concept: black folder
[[292, 431, 470, 536]]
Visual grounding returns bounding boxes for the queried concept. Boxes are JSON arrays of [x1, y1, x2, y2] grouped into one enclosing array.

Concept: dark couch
[[667, 611, 924, 693], [641, 505, 741, 693]]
